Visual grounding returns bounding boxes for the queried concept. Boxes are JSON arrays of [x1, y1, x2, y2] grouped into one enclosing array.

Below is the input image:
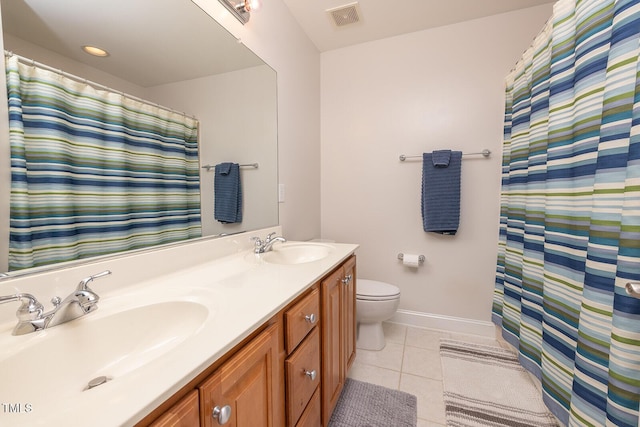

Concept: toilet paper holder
[[397, 253, 425, 263]]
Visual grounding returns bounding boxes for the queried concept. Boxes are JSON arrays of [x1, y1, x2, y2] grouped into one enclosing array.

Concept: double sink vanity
[[0, 229, 358, 426]]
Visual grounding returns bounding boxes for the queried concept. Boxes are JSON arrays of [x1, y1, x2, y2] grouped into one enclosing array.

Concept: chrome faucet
[[252, 233, 286, 254], [0, 270, 111, 335]]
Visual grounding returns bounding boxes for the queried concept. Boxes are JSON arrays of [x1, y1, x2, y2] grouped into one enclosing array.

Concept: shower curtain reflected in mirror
[[6, 54, 201, 270], [492, 0, 640, 426]]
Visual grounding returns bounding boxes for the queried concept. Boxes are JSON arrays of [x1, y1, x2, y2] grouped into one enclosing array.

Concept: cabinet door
[[321, 268, 344, 425], [149, 390, 200, 427], [342, 256, 356, 372], [200, 323, 279, 427]]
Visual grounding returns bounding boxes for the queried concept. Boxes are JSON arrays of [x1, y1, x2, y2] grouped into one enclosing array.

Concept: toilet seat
[[357, 279, 400, 301]]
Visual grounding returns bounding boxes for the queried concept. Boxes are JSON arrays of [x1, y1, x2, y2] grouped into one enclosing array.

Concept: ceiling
[[281, 0, 556, 52], [0, 0, 556, 86], [1, 0, 264, 87]]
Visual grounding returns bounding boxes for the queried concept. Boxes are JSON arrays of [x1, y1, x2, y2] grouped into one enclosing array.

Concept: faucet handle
[[265, 232, 276, 242], [0, 293, 44, 322], [75, 290, 99, 312], [76, 270, 112, 291]]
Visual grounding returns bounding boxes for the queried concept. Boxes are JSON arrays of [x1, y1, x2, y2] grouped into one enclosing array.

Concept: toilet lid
[[357, 279, 400, 300]]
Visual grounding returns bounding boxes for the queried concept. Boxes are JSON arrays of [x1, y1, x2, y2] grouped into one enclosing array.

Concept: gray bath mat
[[328, 378, 417, 427]]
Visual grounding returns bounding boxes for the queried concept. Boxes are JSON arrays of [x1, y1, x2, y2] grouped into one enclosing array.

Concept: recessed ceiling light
[[81, 45, 109, 57]]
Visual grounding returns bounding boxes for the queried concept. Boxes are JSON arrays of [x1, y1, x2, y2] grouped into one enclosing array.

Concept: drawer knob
[[212, 405, 232, 425], [304, 313, 317, 324], [304, 369, 317, 381], [342, 274, 353, 285]]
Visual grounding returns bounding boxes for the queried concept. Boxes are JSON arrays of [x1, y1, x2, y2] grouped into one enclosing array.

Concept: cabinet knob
[[212, 405, 232, 425], [304, 369, 317, 381], [341, 274, 353, 285], [304, 313, 317, 324]]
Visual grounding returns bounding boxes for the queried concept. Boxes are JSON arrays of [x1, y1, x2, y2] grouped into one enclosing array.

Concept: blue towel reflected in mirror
[[214, 162, 243, 223]]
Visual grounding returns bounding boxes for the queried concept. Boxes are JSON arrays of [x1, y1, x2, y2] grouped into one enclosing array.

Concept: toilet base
[[357, 321, 386, 351]]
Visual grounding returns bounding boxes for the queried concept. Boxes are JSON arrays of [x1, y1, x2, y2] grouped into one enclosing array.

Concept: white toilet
[[356, 279, 401, 351]]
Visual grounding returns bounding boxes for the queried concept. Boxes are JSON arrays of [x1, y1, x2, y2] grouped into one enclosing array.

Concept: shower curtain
[[6, 55, 201, 270], [492, 0, 640, 426]]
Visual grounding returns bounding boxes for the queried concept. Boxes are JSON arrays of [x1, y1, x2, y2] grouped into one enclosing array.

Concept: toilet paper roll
[[402, 254, 420, 268]]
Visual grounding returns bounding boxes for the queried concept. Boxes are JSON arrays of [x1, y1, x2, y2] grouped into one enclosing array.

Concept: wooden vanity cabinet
[[199, 323, 280, 427], [320, 255, 356, 426], [138, 255, 357, 427]]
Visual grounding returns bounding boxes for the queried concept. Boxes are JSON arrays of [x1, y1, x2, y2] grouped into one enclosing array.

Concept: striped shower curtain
[[492, 0, 640, 426], [6, 55, 201, 270]]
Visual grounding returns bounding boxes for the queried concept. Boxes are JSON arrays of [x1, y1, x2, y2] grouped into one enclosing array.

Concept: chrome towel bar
[[399, 149, 491, 162], [201, 163, 259, 171]]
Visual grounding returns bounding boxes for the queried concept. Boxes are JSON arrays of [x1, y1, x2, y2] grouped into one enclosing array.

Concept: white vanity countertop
[[0, 240, 358, 427]]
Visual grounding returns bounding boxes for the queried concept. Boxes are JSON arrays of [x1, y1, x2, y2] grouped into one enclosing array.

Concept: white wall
[[320, 5, 553, 326], [193, 0, 322, 241]]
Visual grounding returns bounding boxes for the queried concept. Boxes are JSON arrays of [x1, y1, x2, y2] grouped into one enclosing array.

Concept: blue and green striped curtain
[[6, 55, 202, 270], [492, 0, 640, 426]]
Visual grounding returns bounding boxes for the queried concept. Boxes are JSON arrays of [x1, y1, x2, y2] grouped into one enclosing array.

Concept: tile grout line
[[397, 326, 408, 389]]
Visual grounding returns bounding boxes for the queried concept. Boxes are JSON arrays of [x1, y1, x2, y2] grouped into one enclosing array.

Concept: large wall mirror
[[0, 0, 278, 276]]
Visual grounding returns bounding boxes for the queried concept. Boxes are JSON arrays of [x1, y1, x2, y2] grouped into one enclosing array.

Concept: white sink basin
[[0, 301, 208, 404], [261, 242, 333, 265]]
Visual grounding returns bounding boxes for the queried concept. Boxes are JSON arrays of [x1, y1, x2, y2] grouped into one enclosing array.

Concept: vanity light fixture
[[81, 45, 110, 57], [217, 0, 261, 24]]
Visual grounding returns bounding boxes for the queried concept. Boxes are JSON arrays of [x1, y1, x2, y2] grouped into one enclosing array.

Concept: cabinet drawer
[[149, 390, 199, 427], [285, 288, 320, 354], [295, 386, 321, 427], [286, 327, 320, 426]]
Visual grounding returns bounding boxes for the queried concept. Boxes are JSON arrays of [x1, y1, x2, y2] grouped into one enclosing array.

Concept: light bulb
[[243, 0, 261, 12], [82, 45, 109, 57]]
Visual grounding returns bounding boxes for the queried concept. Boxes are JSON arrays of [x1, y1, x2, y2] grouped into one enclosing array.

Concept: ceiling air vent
[[327, 2, 361, 27]]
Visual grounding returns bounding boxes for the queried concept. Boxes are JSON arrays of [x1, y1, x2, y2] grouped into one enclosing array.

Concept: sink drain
[[85, 375, 109, 390]]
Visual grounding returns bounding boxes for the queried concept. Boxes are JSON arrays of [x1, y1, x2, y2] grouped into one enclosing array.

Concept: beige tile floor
[[347, 322, 512, 427]]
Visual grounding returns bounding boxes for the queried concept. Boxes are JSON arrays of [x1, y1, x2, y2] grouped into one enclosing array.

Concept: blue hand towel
[[432, 150, 451, 167], [214, 162, 243, 224], [421, 151, 462, 235]]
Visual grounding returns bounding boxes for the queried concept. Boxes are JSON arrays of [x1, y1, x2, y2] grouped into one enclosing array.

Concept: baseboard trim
[[389, 309, 495, 337]]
